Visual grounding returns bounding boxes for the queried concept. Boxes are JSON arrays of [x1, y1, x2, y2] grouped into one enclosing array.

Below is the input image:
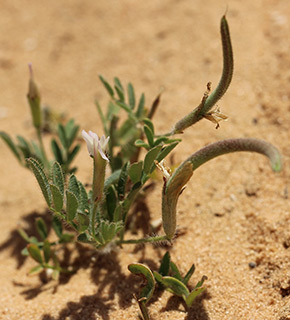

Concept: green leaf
[[159, 252, 171, 276], [0, 131, 22, 162], [50, 184, 63, 211], [106, 185, 117, 221], [183, 264, 195, 285], [35, 217, 48, 240], [144, 125, 154, 148], [114, 77, 124, 91], [127, 83, 135, 109], [116, 100, 132, 114], [128, 263, 156, 302], [153, 271, 163, 283], [113, 204, 123, 222], [27, 244, 43, 264], [106, 101, 119, 121], [170, 261, 183, 282], [67, 144, 81, 166], [104, 169, 121, 190], [60, 233, 74, 243], [153, 136, 169, 146], [65, 120, 79, 149], [143, 145, 162, 174], [29, 236, 40, 245], [194, 275, 208, 289], [114, 85, 125, 102], [114, 78, 125, 102], [136, 93, 145, 118], [18, 228, 31, 243], [160, 276, 189, 298], [76, 213, 90, 232], [57, 124, 68, 149], [134, 139, 149, 149], [66, 190, 78, 221], [185, 287, 206, 307], [16, 135, 32, 157], [26, 158, 51, 206], [128, 161, 143, 184], [21, 247, 29, 256], [117, 162, 129, 200], [68, 174, 80, 198], [64, 118, 76, 136], [78, 181, 89, 214], [43, 240, 51, 263], [51, 161, 64, 195], [95, 221, 123, 245], [77, 233, 91, 243], [156, 141, 179, 163], [51, 139, 64, 164], [28, 265, 44, 276], [99, 75, 114, 98], [31, 141, 43, 161], [143, 118, 154, 134], [117, 117, 138, 142], [52, 216, 63, 238]]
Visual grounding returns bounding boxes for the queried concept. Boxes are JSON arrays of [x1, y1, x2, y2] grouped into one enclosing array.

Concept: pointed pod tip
[[271, 160, 283, 173]]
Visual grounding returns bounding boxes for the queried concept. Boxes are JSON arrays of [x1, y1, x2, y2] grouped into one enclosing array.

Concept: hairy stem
[[117, 234, 168, 245]]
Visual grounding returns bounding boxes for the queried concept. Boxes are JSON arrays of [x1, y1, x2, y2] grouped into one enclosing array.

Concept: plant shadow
[[3, 208, 211, 319], [41, 251, 143, 320], [0, 209, 52, 269], [160, 290, 211, 320]]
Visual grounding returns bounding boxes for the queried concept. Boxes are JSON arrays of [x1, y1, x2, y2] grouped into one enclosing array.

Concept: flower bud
[[27, 64, 42, 129]]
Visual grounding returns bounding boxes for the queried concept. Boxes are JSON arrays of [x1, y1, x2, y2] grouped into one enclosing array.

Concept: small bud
[[27, 64, 42, 129]]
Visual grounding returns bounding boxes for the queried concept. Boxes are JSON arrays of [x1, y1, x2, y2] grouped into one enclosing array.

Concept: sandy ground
[[1, 0, 290, 319]]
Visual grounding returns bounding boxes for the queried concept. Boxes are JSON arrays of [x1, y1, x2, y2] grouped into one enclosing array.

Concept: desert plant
[[3, 15, 282, 315]]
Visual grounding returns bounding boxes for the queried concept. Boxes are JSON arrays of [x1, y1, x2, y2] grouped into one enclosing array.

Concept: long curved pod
[[162, 138, 282, 240]]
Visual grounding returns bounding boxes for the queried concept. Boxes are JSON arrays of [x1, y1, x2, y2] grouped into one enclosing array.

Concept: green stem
[[90, 152, 108, 238], [117, 234, 168, 245], [90, 203, 98, 238], [36, 128, 49, 168], [139, 301, 151, 320]]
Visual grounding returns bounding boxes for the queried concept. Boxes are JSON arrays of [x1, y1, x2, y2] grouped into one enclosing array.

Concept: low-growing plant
[[1, 15, 282, 316], [128, 252, 207, 319]]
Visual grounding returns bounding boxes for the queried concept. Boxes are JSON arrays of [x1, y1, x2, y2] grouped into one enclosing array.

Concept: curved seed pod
[[201, 15, 233, 113], [173, 15, 233, 134], [188, 138, 282, 172], [162, 162, 193, 239], [162, 138, 282, 240]]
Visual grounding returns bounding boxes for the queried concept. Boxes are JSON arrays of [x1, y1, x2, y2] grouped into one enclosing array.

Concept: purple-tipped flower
[[82, 130, 110, 161]]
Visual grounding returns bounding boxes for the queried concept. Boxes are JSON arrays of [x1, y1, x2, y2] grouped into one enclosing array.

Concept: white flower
[[154, 160, 171, 180], [82, 130, 110, 161]]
